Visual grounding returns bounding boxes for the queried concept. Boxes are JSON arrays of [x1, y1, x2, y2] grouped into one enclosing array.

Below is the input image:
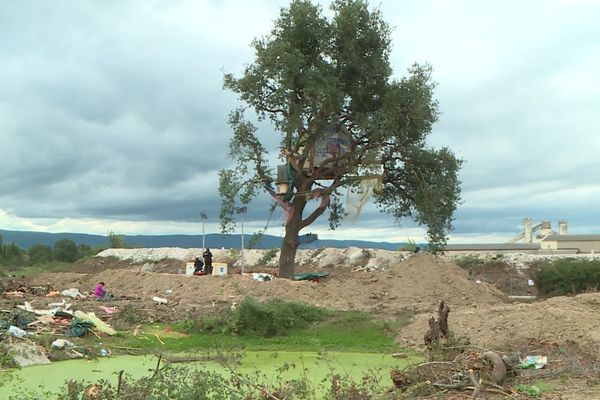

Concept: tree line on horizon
[[0, 232, 129, 267]]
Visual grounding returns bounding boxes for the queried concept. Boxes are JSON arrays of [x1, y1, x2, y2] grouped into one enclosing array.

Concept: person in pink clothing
[[94, 282, 107, 298]]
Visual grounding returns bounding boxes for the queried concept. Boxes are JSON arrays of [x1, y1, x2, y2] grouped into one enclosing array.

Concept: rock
[[10, 342, 51, 367]]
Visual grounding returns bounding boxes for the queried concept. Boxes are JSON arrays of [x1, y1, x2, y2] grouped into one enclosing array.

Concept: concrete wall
[[541, 240, 557, 250], [557, 240, 600, 253]]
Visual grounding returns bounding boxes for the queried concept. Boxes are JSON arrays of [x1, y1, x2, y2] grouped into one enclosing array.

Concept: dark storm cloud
[[1, 0, 599, 241], [0, 1, 248, 222]]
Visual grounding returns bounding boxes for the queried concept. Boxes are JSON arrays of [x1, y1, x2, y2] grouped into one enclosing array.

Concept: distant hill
[[0, 229, 407, 251]]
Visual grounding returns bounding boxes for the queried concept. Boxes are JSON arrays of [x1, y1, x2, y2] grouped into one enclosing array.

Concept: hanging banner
[[314, 127, 351, 167]]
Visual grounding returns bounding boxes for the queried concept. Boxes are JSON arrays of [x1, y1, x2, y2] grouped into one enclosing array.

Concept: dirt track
[[21, 252, 600, 350]]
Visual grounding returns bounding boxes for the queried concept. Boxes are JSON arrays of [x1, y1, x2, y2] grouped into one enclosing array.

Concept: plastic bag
[[519, 355, 547, 369], [8, 325, 27, 338]]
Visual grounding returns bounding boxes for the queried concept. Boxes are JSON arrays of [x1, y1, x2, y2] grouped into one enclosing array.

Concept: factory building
[[445, 218, 600, 254]]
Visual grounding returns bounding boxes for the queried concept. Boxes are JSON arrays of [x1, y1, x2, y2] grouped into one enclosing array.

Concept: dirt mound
[[30, 253, 507, 317], [397, 293, 600, 349], [72, 257, 185, 274]]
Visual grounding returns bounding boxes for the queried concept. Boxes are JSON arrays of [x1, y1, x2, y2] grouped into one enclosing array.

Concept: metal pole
[[200, 212, 207, 250], [241, 213, 245, 274]]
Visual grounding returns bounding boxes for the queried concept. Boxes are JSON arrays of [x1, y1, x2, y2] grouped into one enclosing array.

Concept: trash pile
[[1, 282, 118, 367], [1, 279, 51, 298]]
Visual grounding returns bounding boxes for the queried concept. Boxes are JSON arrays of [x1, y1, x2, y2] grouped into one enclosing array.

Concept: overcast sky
[[1, 0, 599, 243]]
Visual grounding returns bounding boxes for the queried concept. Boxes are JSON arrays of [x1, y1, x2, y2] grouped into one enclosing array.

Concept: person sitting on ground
[[193, 257, 205, 275], [203, 248, 213, 275], [94, 282, 113, 300]]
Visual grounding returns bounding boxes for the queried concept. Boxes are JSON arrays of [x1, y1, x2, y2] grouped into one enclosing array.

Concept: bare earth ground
[[14, 251, 599, 349], [4, 250, 600, 398], [26, 253, 507, 317], [0, 248, 600, 400]]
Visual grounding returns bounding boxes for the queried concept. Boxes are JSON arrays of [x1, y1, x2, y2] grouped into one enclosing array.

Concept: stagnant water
[[0, 351, 419, 397]]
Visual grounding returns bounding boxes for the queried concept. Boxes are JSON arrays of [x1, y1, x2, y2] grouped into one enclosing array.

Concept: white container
[[212, 262, 228, 276], [185, 262, 195, 276]]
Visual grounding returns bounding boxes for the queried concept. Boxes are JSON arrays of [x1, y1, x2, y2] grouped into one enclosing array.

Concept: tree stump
[[424, 301, 451, 346]]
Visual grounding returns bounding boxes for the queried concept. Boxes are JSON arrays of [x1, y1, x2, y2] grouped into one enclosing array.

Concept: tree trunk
[[424, 301, 450, 346], [278, 197, 307, 279]]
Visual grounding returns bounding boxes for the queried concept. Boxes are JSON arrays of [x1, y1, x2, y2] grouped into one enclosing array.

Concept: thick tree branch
[[300, 192, 330, 229]]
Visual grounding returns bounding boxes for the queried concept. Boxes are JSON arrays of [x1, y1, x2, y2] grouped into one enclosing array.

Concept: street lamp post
[[234, 206, 247, 274], [200, 212, 207, 250]]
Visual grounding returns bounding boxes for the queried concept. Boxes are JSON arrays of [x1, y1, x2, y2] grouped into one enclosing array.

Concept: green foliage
[[170, 300, 409, 355], [534, 258, 600, 297], [235, 298, 328, 337], [27, 244, 52, 264], [0, 235, 26, 265], [0, 235, 99, 271], [220, 0, 461, 274], [52, 239, 79, 262], [516, 384, 542, 398], [181, 298, 329, 338], [259, 248, 278, 265], [77, 243, 101, 258], [398, 238, 417, 252], [453, 255, 486, 277], [107, 231, 129, 248]]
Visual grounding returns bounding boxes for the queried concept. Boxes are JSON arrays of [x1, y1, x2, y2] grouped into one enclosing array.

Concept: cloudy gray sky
[[1, 0, 599, 243]]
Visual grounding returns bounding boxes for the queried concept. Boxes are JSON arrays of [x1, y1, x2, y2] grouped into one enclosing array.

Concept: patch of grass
[[516, 383, 543, 398], [3, 261, 73, 277], [176, 298, 329, 338], [102, 307, 411, 355]]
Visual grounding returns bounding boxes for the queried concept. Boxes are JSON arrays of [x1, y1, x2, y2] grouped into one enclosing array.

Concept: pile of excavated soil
[[30, 253, 507, 316], [73, 257, 185, 274], [95, 247, 414, 271], [397, 292, 600, 349], [21, 251, 600, 350]]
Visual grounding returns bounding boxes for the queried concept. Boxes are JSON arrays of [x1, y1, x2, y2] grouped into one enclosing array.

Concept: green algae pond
[[0, 351, 420, 398]]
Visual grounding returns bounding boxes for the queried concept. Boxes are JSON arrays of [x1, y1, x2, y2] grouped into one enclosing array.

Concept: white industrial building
[[445, 218, 600, 254]]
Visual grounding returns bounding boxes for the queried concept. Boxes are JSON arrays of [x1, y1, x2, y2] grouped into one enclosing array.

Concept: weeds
[[177, 298, 328, 337], [533, 259, 600, 296], [259, 248, 278, 265], [397, 239, 417, 252], [453, 255, 485, 277]]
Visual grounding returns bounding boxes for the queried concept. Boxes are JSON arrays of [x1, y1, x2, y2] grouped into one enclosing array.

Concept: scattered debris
[[293, 272, 330, 282], [51, 339, 75, 349], [251, 273, 275, 282], [519, 355, 547, 369], [61, 288, 87, 299], [8, 325, 28, 338], [152, 296, 168, 305], [65, 319, 95, 337], [74, 311, 116, 335]]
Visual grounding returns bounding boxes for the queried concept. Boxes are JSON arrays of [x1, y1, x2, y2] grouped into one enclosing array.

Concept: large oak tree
[[219, 0, 461, 279]]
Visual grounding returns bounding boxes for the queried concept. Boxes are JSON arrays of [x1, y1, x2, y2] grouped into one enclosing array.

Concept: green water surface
[[0, 351, 418, 398]]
